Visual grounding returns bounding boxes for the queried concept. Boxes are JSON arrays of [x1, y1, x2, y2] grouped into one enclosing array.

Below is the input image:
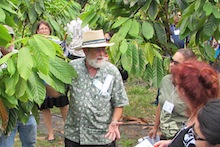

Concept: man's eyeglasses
[[93, 48, 106, 53], [170, 57, 180, 65]]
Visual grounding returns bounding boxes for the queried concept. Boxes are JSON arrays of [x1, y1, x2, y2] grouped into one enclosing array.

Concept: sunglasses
[[170, 57, 180, 65]]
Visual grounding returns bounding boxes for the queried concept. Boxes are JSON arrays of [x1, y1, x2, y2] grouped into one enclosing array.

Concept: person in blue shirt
[[170, 12, 186, 49]]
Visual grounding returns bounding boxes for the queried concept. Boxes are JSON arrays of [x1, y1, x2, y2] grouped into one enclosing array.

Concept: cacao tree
[[0, 0, 79, 134], [79, 0, 220, 87]]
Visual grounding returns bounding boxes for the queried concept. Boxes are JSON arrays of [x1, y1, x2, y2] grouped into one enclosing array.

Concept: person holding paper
[[148, 49, 197, 140], [64, 29, 129, 147], [154, 60, 219, 147]]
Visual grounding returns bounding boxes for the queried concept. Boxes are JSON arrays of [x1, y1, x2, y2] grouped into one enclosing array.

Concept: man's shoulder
[[102, 61, 119, 72], [69, 58, 84, 66]]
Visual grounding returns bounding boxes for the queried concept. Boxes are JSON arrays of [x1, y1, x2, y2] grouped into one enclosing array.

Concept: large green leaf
[[0, 52, 14, 64], [120, 39, 128, 54], [17, 47, 33, 80], [154, 22, 166, 45], [32, 35, 56, 58], [203, 2, 212, 16], [145, 42, 154, 65], [152, 47, 162, 60], [7, 58, 16, 76], [38, 72, 65, 94], [121, 43, 133, 73], [15, 78, 27, 101], [130, 44, 139, 76], [138, 48, 146, 77], [0, 24, 12, 46], [109, 34, 122, 64], [204, 43, 215, 60], [148, 1, 158, 20], [28, 6, 37, 24], [28, 36, 52, 75], [27, 72, 46, 105], [118, 19, 132, 38], [128, 19, 140, 37], [152, 57, 164, 88], [34, 2, 44, 15], [49, 57, 77, 84], [49, 17, 60, 32], [0, 7, 6, 22], [80, 10, 96, 27], [142, 63, 153, 86], [142, 21, 154, 40], [0, 0, 16, 14], [5, 109, 17, 134], [203, 15, 218, 37], [112, 17, 129, 29], [4, 72, 19, 96], [1, 92, 18, 108], [212, 6, 220, 19]]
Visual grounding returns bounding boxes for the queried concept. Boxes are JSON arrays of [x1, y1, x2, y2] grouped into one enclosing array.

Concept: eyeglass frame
[[170, 57, 180, 65]]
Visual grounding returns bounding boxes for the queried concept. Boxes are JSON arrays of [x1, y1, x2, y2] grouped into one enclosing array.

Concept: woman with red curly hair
[[154, 60, 219, 147]]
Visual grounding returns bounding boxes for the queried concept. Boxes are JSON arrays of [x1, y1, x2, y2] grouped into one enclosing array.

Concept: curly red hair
[[171, 61, 219, 113]]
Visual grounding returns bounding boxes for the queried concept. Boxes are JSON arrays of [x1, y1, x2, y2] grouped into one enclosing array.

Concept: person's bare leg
[[42, 109, 54, 140], [60, 105, 69, 121], [59, 105, 69, 134]]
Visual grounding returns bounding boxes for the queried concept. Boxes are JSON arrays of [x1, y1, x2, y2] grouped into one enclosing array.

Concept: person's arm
[[154, 140, 171, 147], [105, 107, 124, 141], [148, 104, 161, 138]]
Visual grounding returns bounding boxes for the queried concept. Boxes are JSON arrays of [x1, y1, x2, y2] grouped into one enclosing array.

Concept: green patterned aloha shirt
[[64, 58, 129, 145]]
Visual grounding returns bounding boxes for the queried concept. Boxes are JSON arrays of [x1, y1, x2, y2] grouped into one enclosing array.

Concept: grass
[[14, 80, 157, 147]]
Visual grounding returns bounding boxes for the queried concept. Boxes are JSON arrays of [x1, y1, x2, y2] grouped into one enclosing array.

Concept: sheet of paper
[[135, 139, 153, 147], [100, 74, 113, 93]]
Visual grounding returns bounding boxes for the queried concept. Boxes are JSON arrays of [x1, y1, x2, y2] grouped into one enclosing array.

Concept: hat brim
[[76, 42, 114, 50], [82, 42, 114, 48]]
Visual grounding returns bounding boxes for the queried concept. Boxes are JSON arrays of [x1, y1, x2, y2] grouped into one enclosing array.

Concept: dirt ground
[[38, 113, 154, 146]]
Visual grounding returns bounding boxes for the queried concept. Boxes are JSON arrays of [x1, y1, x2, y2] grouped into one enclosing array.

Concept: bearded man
[[64, 30, 129, 147]]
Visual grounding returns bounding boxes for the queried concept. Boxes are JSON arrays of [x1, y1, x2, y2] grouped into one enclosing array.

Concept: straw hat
[[81, 29, 114, 48]]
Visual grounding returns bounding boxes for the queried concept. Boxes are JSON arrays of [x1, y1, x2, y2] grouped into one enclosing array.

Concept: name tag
[[93, 79, 103, 90], [100, 74, 113, 94], [174, 29, 180, 35], [162, 101, 174, 114]]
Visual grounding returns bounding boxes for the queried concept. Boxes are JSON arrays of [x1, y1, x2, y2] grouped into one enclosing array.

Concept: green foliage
[[0, 34, 77, 133], [79, 0, 219, 88], [0, 0, 80, 132]]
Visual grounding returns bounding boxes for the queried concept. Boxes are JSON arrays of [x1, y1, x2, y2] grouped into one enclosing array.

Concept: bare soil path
[[37, 113, 153, 146]]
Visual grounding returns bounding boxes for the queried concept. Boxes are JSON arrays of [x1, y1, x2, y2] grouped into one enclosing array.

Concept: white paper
[[93, 79, 103, 90], [162, 101, 174, 114], [100, 74, 113, 93], [135, 139, 153, 147], [174, 29, 180, 35]]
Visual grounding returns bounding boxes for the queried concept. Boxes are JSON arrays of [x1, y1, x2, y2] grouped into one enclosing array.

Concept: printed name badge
[[174, 29, 180, 35], [162, 101, 174, 114], [93, 79, 103, 90]]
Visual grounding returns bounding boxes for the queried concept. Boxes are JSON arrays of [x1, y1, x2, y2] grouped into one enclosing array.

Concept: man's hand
[[148, 127, 157, 139], [104, 121, 123, 141]]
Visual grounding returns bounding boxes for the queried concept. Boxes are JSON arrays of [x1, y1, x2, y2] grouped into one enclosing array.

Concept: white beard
[[87, 57, 105, 69]]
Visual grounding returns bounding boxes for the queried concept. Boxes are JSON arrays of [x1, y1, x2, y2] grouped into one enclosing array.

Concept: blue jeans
[[0, 115, 37, 147]]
